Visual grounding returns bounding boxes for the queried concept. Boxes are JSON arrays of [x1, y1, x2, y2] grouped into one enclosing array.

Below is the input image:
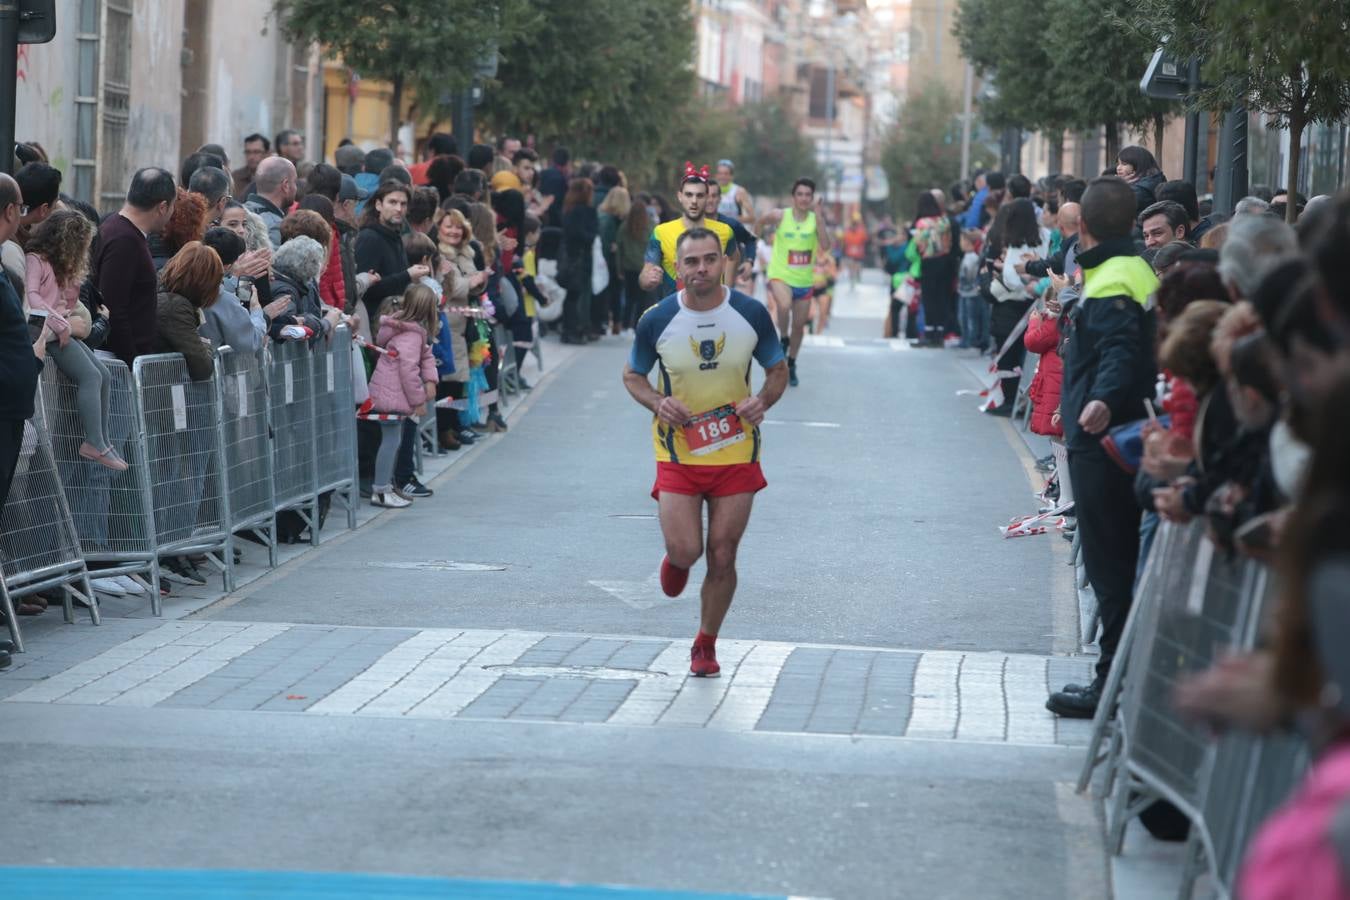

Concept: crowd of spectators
[[0, 131, 698, 647], [881, 148, 1349, 890]]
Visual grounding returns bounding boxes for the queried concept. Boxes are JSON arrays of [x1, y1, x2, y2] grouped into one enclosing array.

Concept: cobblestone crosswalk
[[3, 621, 1094, 746]]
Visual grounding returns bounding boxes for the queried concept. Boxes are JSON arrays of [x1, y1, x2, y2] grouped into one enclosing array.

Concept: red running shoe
[[659, 556, 689, 597], [690, 639, 721, 678]]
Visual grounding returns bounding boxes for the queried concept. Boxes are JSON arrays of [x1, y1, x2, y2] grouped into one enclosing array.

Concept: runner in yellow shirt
[[639, 163, 734, 297], [623, 227, 788, 677]]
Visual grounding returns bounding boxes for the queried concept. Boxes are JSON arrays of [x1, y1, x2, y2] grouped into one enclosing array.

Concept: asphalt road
[[209, 280, 1064, 655], [0, 274, 1105, 899]]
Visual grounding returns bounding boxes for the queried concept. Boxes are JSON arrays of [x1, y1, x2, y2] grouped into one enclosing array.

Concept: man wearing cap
[[715, 160, 753, 220]]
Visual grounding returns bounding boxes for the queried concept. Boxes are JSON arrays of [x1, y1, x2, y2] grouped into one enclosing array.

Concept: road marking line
[[307, 630, 462, 715], [5, 622, 217, 704], [104, 623, 290, 708], [656, 640, 753, 727], [905, 651, 962, 738], [761, 419, 842, 428], [1004, 654, 1057, 745], [708, 643, 793, 730], [606, 642, 687, 726], [402, 633, 545, 719], [954, 652, 1007, 741]]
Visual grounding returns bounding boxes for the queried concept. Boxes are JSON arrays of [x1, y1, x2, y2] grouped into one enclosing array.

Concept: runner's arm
[[624, 366, 690, 426], [737, 360, 787, 426], [626, 313, 690, 426], [759, 208, 784, 230], [814, 199, 833, 254], [640, 232, 664, 291], [737, 187, 754, 220]]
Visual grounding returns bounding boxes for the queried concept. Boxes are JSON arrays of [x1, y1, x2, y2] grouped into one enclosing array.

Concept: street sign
[[18, 0, 56, 44], [1141, 47, 1187, 100]]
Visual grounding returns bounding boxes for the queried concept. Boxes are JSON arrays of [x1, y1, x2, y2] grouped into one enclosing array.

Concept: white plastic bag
[[591, 236, 610, 296], [351, 338, 369, 406]]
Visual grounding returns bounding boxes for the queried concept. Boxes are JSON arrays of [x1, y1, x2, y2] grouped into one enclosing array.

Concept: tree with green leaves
[[1122, 0, 1350, 222], [1046, 0, 1171, 163], [728, 99, 822, 198], [880, 80, 988, 219], [479, 0, 697, 183], [955, 0, 1169, 169], [275, 0, 536, 148]]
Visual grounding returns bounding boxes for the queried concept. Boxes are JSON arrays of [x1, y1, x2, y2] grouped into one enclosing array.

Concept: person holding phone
[[0, 173, 46, 513]]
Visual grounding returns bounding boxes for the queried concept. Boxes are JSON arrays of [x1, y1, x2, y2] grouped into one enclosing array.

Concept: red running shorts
[[651, 461, 768, 500]]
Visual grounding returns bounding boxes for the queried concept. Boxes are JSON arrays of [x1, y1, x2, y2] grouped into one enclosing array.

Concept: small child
[[24, 210, 126, 471], [366, 284, 438, 509], [957, 229, 985, 351]]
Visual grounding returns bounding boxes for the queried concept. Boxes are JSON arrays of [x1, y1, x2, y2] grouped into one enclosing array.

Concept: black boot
[[1046, 680, 1102, 718]]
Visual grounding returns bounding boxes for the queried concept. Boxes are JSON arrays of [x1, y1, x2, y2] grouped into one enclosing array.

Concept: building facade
[[17, 0, 320, 212]]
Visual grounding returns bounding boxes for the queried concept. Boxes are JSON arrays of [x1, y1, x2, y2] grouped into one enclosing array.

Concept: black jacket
[[563, 205, 597, 288], [354, 222, 411, 322], [1060, 239, 1157, 455], [335, 219, 360, 314], [1026, 233, 1080, 278], [0, 275, 41, 421], [1130, 171, 1166, 216], [268, 270, 328, 343]]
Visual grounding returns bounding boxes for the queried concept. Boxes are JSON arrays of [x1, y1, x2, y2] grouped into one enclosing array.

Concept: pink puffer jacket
[[367, 317, 436, 415]]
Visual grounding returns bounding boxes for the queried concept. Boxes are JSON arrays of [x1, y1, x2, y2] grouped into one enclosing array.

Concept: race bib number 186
[[683, 404, 747, 457]]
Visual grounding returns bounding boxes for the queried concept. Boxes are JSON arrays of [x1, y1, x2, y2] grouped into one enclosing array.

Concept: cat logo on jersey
[[691, 333, 727, 371]]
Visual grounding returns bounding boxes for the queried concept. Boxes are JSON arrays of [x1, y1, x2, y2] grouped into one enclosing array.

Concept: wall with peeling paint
[[201, 2, 280, 157], [12, 1, 316, 206], [126, 0, 186, 173], [14, 0, 82, 177]]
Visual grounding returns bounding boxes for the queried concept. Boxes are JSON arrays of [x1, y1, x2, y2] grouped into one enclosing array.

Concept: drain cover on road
[[366, 560, 507, 572]]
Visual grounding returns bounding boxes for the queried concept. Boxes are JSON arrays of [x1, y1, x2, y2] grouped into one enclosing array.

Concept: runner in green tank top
[[761, 177, 831, 387]]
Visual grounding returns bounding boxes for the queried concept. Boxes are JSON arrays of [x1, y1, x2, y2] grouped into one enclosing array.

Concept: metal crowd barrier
[[216, 347, 277, 567], [4, 333, 362, 646], [133, 354, 234, 603], [267, 338, 321, 545], [1077, 520, 1309, 899], [0, 413, 98, 651], [310, 327, 358, 531], [42, 360, 154, 611]]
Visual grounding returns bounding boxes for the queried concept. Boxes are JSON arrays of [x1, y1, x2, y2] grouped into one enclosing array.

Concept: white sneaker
[[371, 491, 411, 509], [115, 576, 147, 595], [90, 577, 126, 595]]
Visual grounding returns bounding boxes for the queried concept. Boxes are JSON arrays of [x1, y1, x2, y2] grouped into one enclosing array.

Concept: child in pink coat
[[24, 210, 126, 470], [366, 283, 439, 508]]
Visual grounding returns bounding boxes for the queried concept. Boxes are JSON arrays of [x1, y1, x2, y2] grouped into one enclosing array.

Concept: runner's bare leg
[[658, 491, 704, 571], [769, 279, 792, 339], [789, 297, 812, 358], [700, 492, 754, 636]]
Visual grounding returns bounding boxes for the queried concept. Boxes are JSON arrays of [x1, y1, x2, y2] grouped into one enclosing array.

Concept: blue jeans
[[958, 293, 987, 350]]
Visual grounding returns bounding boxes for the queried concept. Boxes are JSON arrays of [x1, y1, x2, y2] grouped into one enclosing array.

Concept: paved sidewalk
[[3, 619, 1094, 746]]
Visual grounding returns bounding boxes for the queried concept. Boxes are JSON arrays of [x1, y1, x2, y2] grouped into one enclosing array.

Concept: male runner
[[715, 159, 754, 220], [704, 181, 758, 289], [640, 163, 734, 297], [624, 228, 789, 677], [761, 178, 831, 387]]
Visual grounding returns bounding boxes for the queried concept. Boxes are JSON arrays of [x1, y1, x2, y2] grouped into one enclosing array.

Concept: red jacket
[[1162, 374, 1198, 442], [1023, 311, 1064, 438], [319, 231, 346, 310]]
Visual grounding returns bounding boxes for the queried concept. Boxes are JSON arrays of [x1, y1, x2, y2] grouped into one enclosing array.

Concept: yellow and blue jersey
[[644, 218, 735, 296], [628, 288, 785, 466]]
